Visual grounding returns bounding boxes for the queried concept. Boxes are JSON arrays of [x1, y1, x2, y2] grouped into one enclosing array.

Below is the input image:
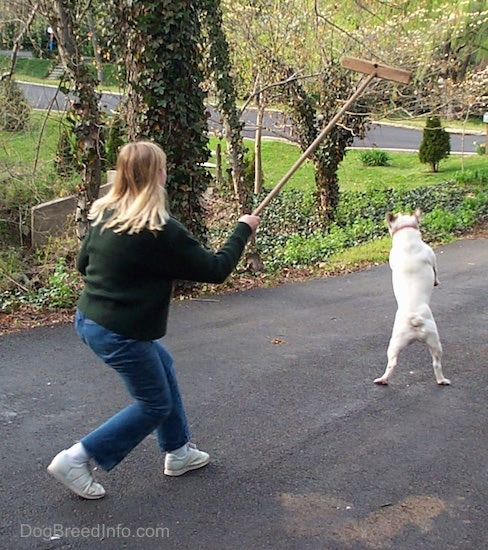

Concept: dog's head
[[386, 208, 423, 236]]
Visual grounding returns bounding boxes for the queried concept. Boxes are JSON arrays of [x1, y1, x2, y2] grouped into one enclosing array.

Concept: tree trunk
[[201, 0, 247, 213], [281, 61, 366, 223], [316, 168, 339, 224], [50, 0, 103, 240], [254, 97, 264, 194], [87, 10, 104, 84], [224, 118, 245, 203]]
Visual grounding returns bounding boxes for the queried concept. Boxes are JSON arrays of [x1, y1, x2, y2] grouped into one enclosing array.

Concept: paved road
[[1, 235, 487, 549], [17, 81, 481, 153], [353, 123, 480, 154]]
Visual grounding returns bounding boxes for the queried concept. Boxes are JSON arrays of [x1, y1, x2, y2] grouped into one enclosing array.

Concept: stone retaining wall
[[30, 171, 115, 248]]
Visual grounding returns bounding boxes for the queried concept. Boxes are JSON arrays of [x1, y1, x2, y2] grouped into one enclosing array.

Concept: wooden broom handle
[[252, 72, 376, 216]]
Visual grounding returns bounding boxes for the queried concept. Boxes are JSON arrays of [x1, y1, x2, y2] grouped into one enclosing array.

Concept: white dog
[[374, 209, 451, 386]]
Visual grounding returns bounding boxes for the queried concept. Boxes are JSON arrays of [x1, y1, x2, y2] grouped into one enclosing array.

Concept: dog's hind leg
[[374, 327, 407, 385], [425, 325, 450, 385]]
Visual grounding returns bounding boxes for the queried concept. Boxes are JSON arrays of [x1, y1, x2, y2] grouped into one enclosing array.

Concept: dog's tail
[[409, 315, 424, 328]]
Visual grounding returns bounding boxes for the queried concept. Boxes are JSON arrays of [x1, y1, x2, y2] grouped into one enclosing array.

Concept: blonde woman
[[47, 141, 260, 499]]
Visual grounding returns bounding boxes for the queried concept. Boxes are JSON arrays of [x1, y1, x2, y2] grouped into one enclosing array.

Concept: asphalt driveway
[[1, 236, 487, 549]]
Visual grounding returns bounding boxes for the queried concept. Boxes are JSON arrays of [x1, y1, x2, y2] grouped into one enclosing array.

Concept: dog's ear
[[414, 208, 423, 220], [385, 212, 396, 226]]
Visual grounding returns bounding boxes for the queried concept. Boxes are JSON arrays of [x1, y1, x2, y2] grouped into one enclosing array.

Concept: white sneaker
[[164, 443, 210, 476], [47, 450, 106, 499]]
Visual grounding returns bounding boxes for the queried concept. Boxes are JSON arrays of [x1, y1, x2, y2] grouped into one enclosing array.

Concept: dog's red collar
[[391, 224, 419, 236]]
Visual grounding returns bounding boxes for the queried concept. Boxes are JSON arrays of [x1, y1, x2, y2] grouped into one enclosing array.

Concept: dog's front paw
[[374, 377, 388, 385], [437, 378, 451, 385]]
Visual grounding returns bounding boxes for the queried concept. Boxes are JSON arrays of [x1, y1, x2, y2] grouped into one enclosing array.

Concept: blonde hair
[[89, 141, 171, 234]]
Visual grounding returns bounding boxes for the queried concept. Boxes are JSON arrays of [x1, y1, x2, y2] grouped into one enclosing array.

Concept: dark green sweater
[[77, 217, 252, 340]]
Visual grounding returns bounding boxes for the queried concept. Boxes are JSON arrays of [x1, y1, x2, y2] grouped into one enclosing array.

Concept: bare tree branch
[[241, 70, 323, 112], [0, 3, 39, 83], [33, 79, 67, 175]]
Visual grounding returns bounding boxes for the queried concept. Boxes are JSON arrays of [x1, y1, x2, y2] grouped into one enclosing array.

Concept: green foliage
[[107, 0, 212, 243], [282, 230, 344, 266], [32, 257, 78, 309], [0, 257, 79, 311], [359, 149, 391, 167], [98, 63, 121, 88], [475, 143, 486, 156], [248, 188, 326, 270], [201, 0, 248, 209], [453, 168, 488, 186], [54, 106, 127, 176], [0, 112, 82, 248], [418, 115, 451, 172], [0, 246, 24, 289], [43, 2, 105, 239], [419, 192, 488, 241], [0, 110, 60, 167], [103, 111, 127, 169], [12, 57, 55, 79], [281, 217, 378, 266], [0, 80, 30, 131], [0, 173, 36, 246], [282, 61, 368, 221], [335, 182, 469, 228], [55, 114, 81, 176], [232, 180, 488, 270], [421, 208, 459, 240], [55, 109, 125, 175], [0, 13, 56, 57]]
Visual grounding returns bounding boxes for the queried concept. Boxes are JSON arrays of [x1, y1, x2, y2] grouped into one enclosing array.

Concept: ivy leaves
[[116, 0, 212, 242]]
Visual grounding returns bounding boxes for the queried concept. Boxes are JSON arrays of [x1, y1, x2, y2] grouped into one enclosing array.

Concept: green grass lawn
[[208, 137, 487, 194], [13, 57, 56, 80], [2, 119, 486, 201], [4, 55, 121, 89], [0, 110, 62, 168], [337, 150, 487, 191]]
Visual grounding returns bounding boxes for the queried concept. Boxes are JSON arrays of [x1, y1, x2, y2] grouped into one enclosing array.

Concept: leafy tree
[[221, 1, 376, 223], [223, 0, 488, 120], [0, 80, 30, 131], [107, 0, 211, 242], [418, 115, 451, 172], [283, 61, 367, 222]]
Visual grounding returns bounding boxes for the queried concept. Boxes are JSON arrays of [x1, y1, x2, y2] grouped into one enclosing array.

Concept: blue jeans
[[75, 309, 190, 471]]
